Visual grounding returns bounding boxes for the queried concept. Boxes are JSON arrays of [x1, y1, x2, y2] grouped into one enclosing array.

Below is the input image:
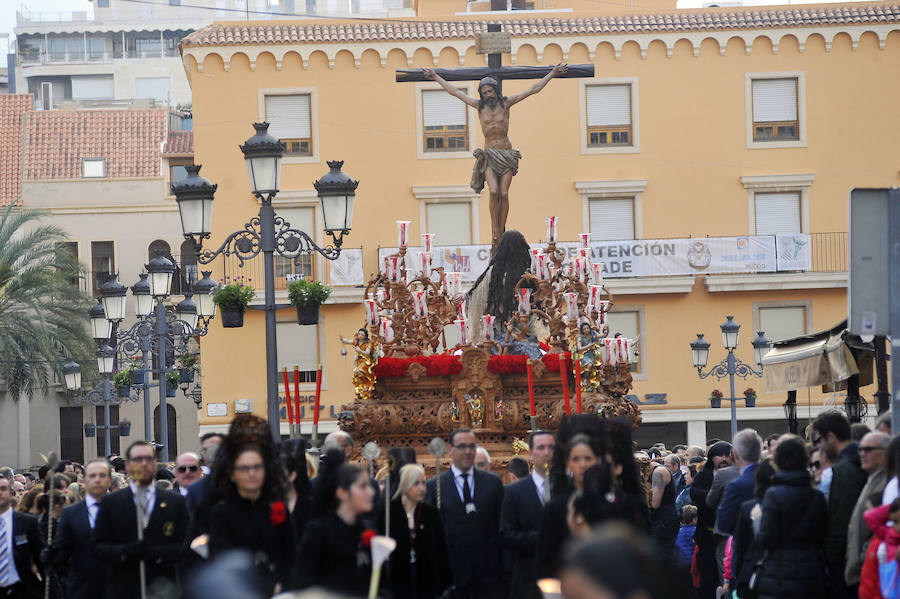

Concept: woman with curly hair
[[207, 415, 295, 596], [290, 448, 378, 595]]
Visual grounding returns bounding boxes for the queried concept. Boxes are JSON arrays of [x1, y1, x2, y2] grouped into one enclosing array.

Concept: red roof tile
[[163, 130, 193, 155], [182, 3, 900, 47], [0, 95, 33, 206], [24, 109, 167, 181]]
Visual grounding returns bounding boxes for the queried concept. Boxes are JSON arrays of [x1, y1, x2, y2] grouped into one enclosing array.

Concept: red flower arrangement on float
[[373, 352, 573, 378]]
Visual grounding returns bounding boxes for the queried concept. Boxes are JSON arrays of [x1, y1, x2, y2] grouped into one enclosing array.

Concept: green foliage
[[0, 205, 95, 400], [177, 352, 200, 374], [212, 276, 255, 309], [166, 370, 181, 387], [287, 279, 332, 308], [113, 359, 141, 387]]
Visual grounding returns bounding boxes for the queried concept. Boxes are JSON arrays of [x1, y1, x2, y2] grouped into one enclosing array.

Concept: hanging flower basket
[[116, 384, 131, 399], [118, 420, 131, 436], [296, 304, 320, 326], [710, 390, 723, 408], [220, 305, 245, 328], [130, 369, 145, 386], [166, 383, 178, 397], [84, 423, 96, 438], [744, 388, 757, 407], [179, 367, 195, 384]]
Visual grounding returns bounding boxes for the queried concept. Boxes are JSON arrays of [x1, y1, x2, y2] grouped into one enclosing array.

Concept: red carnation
[[360, 529, 376, 548], [270, 501, 286, 526]]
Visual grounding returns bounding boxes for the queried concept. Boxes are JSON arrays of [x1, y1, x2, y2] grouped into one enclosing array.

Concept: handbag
[[747, 550, 767, 591]]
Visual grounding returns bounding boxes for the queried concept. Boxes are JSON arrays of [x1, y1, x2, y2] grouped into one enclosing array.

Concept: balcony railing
[[19, 47, 180, 66]]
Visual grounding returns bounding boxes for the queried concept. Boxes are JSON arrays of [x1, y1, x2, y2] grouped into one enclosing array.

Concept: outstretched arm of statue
[[506, 63, 568, 106], [422, 68, 479, 107]]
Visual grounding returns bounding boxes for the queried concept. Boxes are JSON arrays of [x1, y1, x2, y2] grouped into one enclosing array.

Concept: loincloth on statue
[[470, 147, 522, 194]]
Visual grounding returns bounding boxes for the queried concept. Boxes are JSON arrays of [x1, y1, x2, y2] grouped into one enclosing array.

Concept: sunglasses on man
[[176, 465, 200, 473]]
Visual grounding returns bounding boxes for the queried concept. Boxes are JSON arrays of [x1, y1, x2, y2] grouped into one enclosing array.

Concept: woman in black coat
[[756, 435, 828, 599], [208, 438, 296, 596], [689, 441, 733, 599], [379, 463, 453, 599], [728, 458, 776, 599], [291, 448, 379, 596]]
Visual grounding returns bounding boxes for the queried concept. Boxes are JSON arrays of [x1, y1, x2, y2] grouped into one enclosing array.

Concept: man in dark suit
[[500, 430, 554, 599], [49, 458, 112, 599], [426, 428, 505, 599], [715, 429, 762, 537], [93, 440, 190, 599], [0, 476, 43, 599]]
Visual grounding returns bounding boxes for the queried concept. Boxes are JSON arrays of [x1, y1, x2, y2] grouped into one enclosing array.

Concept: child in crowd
[[860, 492, 885, 599], [675, 504, 697, 567], [864, 496, 900, 598]]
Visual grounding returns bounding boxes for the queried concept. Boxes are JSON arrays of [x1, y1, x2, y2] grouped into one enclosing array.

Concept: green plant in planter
[[178, 353, 201, 375], [212, 276, 255, 310], [288, 279, 332, 308], [113, 359, 140, 387], [743, 388, 757, 397], [166, 370, 181, 388]]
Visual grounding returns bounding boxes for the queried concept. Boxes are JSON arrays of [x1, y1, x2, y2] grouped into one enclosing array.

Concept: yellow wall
[[184, 7, 900, 432]]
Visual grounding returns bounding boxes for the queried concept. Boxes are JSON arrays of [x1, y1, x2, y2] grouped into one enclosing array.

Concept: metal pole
[[103, 377, 112, 457], [260, 202, 282, 442], [156, 300, 169, 462], [727, 350, 737, 440], [142, 346, 152, 441], [889, 189, 900, 434]]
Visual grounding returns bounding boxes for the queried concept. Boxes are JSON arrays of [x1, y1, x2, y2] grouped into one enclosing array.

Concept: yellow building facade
[[181, 0, 900, 447]]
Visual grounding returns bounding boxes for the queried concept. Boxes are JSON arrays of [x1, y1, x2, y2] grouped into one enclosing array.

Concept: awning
[[761, 320, 870, 393]]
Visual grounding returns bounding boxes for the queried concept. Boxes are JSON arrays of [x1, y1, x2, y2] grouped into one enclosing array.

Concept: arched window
[[176, 239, 198, 294], [148, 239, 171, 262]]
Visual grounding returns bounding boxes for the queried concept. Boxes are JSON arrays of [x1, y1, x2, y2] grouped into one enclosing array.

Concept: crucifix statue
[[397, 24, 594, 251]]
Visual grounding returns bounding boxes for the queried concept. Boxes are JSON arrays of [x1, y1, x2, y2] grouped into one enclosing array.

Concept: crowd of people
[[0, 408, 897, 599]]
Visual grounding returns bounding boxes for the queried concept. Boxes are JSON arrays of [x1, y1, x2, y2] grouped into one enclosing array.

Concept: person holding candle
[[379, 464, 453, 599], [207, 417, 295, 597], [467, 230, 546, 358], [290, 448, 378, 596]]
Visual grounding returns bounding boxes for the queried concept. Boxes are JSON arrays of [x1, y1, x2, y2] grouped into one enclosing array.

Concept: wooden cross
[[395, 23, 594, 87]]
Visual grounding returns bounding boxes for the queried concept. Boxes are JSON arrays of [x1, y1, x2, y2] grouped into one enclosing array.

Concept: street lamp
[[90, 300, 112, 341], [176, 293, 199, 333], [99, 275, 128, 323], [131, 273, 153, 318], [62, 358, 82, 392], [174, 122, 358, 442], [690, 317, 771, 439], [96, 344, 115, 375], [783, 390, 798, 434], [146, 251, 176, 297]]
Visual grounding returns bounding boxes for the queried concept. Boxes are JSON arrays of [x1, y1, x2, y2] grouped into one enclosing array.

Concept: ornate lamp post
[[690, 316, 771, 439], [783, 390, 798, 434], [173, 123, 358, 442]]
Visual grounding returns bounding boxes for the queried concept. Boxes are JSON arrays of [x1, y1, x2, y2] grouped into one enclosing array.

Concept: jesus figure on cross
[[422, 64, 568, 250]]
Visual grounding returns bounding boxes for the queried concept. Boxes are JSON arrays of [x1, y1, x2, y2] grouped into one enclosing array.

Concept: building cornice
[[705, 271, 848, 292]]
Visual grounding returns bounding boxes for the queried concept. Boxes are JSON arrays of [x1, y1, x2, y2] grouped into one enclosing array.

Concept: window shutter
[[135, 77, 170, 103], [265, 95, 311, 139], [759, 306, 806, 342], [277, 322, 318, 372], [426, 202, 471, 245], [752, 78, 797, 122], [589, 198, 635, 241], [755, 192, 801, 235], [72, 75, 114, 99], [422, 90, 467, 127], [586, 85, 631, 127]]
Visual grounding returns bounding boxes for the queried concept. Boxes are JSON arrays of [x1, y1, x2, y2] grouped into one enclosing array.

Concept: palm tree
[[0, 205, 95, 400]]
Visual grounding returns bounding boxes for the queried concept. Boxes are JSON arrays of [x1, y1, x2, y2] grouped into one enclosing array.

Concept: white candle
[[518, 288, 532, 315], [482, 314, 494, 341], [388, 256, 402, 282], [537, 254, 548, 280], [455, 319, 469, 345], [530, 248, 541, 274], [591, 263, 604, 285], [375, 288, 386, 309], [617, 337, 627, 364], [545, 216, 558, 243], [364, 298, 378, 326], [596, 300, 610, 325], [415, 290, 429, 317], [564, 292, 579, 318], [380, 317, 394, 343], [603, 339, 614, 364], [578, 233, 591, 249], [578, 248, 590, 260], [587, 284, 602, 314], [422, 233, 435, 254], [419, 252, 432, 277], [396, 220, 411, 248]]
